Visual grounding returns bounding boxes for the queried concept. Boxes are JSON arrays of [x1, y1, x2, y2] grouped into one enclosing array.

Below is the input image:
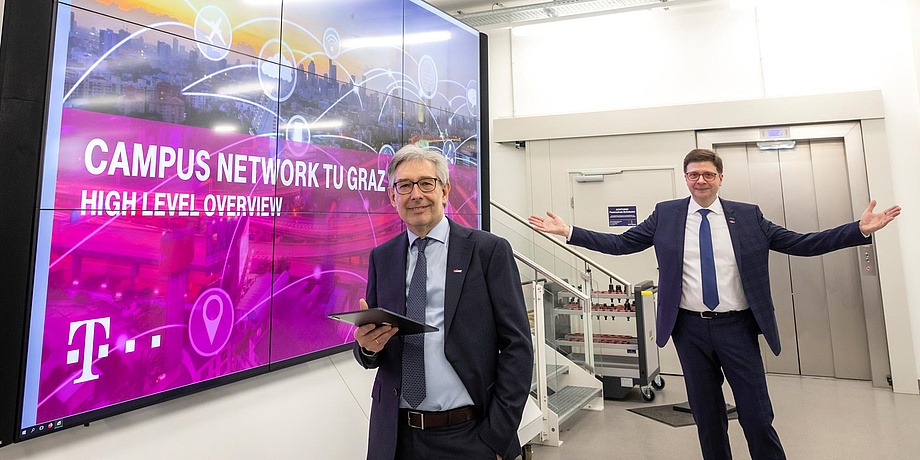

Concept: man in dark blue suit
[[529, 149, 900, 460], [353, 146, 533, 460]]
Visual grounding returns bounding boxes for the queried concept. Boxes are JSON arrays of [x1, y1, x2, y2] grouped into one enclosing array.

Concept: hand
[[858, 200, 901, 235], [528, 211, 570, 238], [353, 298, 398, 353]]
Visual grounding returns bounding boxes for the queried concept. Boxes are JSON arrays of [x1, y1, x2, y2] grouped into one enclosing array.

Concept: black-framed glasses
[[685, 172, 719, 181], [392, 177, 440, 195]]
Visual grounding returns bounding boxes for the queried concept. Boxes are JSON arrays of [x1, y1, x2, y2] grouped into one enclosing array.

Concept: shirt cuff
[[360, 347, 377, 357], [566, 226, 574, 241]]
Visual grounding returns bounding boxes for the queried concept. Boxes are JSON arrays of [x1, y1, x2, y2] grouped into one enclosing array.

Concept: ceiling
[[426, 0, 699, 28]]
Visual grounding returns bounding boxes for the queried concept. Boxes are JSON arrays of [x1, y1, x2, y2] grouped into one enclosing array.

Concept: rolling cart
[[553, 280, 665, 402]]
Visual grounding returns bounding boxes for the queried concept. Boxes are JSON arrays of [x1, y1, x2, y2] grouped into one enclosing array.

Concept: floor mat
[[627, 403, 739, 427]]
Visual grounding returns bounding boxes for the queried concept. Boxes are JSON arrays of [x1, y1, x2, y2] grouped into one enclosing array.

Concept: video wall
[[17, 0, 483, 441]]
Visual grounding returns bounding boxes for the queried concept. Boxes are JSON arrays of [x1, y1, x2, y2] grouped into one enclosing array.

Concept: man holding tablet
[[353, 145, 533, 460]]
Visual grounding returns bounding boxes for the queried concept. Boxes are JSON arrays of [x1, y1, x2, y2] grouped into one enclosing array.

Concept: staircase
[[495, 200, 652, 449], [517, 260, 604, 447]]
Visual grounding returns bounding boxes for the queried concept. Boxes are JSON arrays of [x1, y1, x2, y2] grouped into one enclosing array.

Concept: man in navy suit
[[353, 145, 533, 460], [529, 149, 900, 460]]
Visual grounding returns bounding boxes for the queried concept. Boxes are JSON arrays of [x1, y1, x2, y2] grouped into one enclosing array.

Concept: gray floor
[[529, 374, 920, 459]]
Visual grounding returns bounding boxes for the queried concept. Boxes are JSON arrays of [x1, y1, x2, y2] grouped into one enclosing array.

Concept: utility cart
[[552, 280, 665, 402]]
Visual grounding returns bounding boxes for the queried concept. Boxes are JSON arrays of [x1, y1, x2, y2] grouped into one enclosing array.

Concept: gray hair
[[387, 144, 450, 185]]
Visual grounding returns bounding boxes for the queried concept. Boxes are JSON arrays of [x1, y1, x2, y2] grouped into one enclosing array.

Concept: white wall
[[3, 352, 375, 459], [486, 0, 920, 378]]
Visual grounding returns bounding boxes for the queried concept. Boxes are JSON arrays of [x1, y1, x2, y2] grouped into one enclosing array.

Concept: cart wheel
[[651, 375, 666, 390], [641, 386, 655, 402]]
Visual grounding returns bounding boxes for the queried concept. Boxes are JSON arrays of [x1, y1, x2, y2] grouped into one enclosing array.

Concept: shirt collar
[[407, 216, 449, 246], [688, 196, 723, 215]]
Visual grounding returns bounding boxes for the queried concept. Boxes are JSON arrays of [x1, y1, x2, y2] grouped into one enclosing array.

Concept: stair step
[[531, 363, 569, 392], [547, 385, 601, 423]]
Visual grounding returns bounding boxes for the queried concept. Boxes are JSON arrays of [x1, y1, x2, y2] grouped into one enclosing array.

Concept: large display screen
[[17, 0, 483, 441]]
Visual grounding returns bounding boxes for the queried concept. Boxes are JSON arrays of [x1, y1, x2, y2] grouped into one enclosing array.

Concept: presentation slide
[[19, 0, 481, 438]]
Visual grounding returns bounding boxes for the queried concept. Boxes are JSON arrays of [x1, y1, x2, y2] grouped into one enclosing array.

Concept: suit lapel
[[386, 236, 409, 315], [444, 220, 473, 336], [720, 198, 744, 267], [676, 197, 690, 259]]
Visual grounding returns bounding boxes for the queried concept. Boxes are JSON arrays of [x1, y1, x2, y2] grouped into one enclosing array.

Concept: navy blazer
[[570, 197, 871, 355], [354, 219, 534, 460]]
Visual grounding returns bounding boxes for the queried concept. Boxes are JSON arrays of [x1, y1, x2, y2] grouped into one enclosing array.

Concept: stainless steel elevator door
[[715, 140, 871, 379]]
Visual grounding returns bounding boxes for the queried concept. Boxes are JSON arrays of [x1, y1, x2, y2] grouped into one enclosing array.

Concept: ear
[[440, 181, 451, 205], [387, 187, 397, 207]]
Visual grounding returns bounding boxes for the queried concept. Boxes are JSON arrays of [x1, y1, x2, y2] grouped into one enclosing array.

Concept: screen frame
[[0, 0, 57, 448]]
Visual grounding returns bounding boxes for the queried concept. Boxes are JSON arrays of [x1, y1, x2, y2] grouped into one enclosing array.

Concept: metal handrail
[[512, 250, 595, 374], [513, 250, 589, 303], [491, 199, 632, 291]]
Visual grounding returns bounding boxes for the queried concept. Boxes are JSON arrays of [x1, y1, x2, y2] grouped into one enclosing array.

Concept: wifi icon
[[323, 28, 341, 59]]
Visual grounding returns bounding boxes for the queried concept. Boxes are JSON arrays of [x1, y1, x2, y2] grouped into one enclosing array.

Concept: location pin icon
[[203, 296, 223, 344]]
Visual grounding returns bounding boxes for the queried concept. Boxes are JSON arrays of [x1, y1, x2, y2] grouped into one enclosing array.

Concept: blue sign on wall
[[608, 206, 638, 227]]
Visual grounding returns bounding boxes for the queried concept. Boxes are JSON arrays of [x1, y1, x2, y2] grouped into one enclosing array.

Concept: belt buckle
[[407, 411, 425, 430], [700, 311, 713, 320]]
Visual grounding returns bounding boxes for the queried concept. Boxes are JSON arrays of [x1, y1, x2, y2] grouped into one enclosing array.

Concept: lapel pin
[[453, 269, 463, 273], [728, 217, 736, 224]]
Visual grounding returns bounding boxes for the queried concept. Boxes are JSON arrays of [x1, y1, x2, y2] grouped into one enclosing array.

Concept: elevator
[[698, 123, 889, 384]]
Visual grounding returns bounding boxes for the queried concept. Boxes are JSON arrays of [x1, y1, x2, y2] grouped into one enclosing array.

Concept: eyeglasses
[[392, 178, 440, 195], [685, 172, 719, 181]]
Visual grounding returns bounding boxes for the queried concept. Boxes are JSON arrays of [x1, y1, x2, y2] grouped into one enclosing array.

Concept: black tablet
[[327, 308, 438, 335]]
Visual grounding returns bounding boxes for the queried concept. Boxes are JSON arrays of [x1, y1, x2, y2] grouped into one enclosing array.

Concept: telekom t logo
[[65, 317, 163, 384], [66, 317, 110, 384]]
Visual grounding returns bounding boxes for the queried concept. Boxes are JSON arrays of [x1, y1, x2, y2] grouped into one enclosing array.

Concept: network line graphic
[[64, 2, 480, 157]]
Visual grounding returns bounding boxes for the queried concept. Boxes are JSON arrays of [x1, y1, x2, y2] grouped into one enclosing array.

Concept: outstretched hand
[[859, 200, 901, 235], [528, 211, 571, 238]]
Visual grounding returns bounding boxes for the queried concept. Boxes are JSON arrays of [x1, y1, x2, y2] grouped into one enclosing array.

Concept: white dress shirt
[[680, 198, 749, 313]]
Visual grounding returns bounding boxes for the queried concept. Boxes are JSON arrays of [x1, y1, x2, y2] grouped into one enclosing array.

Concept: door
[[570, 167, 678, 288], [570, 167, 682, 374], [698, 123, 889, 383]]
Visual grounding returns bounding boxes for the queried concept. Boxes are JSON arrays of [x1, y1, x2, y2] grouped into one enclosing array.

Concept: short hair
[[683, 148, 723, 174], [387, 144, 450, 185]]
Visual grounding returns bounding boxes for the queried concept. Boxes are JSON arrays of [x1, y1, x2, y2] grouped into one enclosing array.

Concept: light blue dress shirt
[[401, 217, 475, 411]]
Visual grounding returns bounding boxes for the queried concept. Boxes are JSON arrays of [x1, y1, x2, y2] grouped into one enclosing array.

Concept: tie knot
[[414, 237, 429, 253], [699, 209, 711, 217]]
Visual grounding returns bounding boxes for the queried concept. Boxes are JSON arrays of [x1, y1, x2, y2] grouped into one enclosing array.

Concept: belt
[[680, 309, 744, 320], [401, 406, 478, 430]]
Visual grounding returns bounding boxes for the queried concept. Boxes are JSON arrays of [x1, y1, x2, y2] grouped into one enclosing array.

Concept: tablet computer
[[327, 308, 438, 335]]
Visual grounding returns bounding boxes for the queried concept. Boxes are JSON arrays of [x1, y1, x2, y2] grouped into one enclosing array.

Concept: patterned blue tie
[[698, 209, 720, 310], [402, 237, 428, 408]]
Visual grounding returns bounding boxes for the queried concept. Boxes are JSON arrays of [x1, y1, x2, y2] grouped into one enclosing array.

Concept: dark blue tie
[[402, 237, 428, 408], [698, 209, 719, 310]]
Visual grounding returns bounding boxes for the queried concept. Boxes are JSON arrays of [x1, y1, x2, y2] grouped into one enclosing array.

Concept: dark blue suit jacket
[[354, 219, 533, 460], [570, 197, 871, 355]]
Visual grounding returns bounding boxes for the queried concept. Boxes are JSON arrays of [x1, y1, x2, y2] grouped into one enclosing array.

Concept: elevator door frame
[[696, 122, 891, 388]]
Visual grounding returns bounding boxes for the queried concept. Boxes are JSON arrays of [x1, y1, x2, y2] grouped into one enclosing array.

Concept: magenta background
[[35, 109, 479, 422]]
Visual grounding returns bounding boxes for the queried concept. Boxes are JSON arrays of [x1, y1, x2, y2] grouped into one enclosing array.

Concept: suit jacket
[[570, 197, 871, 356], [354, 219, 533, 460]]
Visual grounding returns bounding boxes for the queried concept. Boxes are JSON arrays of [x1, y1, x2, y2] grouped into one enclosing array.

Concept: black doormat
[[627, 403, 739, 427]]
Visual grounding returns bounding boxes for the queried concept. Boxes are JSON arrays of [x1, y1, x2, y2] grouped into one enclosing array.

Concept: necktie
[[402, 237, 428, 408], [698, 209, 720, 310]]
